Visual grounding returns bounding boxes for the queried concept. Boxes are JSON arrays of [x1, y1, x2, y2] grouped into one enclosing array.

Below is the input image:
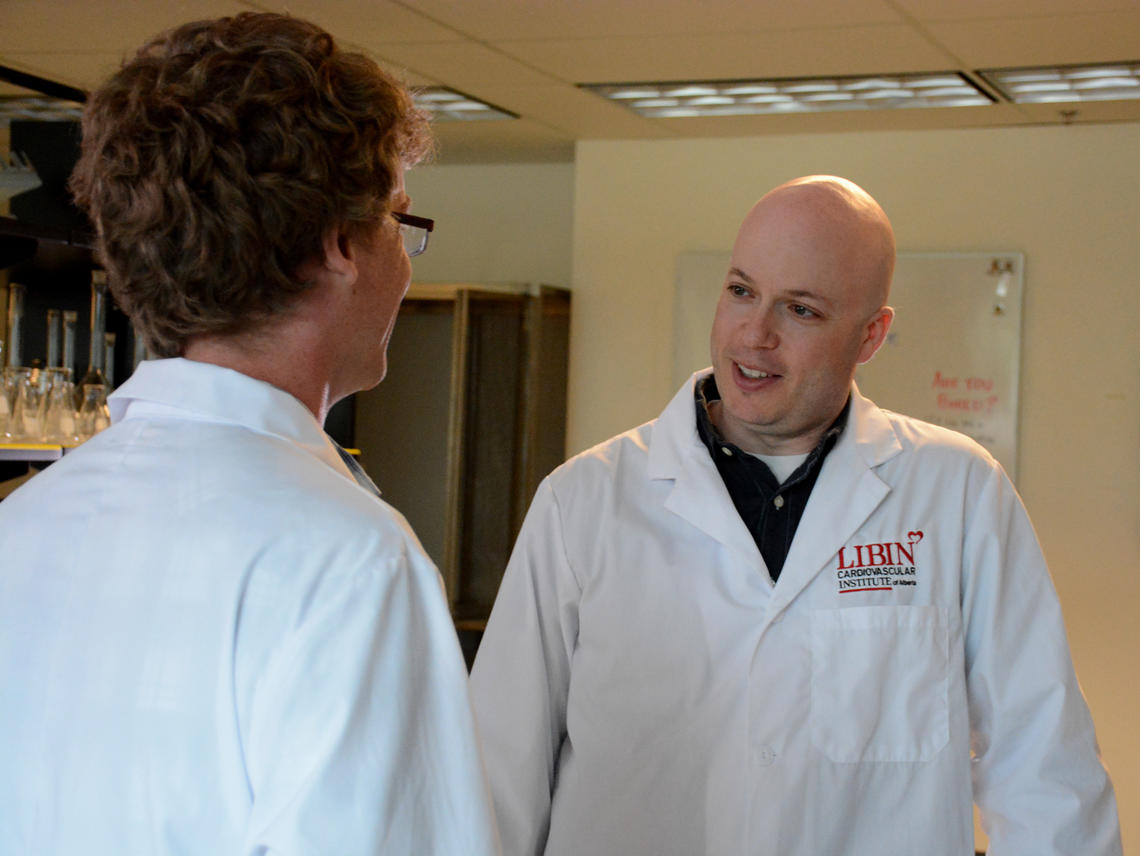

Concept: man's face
[[347, 168, 414, 390], [709, 192, 891, 455]]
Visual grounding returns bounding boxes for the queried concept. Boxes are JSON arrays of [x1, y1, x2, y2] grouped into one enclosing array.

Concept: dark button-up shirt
[[694, 374, 848, 581]]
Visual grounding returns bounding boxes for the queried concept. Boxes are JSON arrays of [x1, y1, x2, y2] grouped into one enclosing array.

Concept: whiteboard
[[673, 251, 1024, 480]]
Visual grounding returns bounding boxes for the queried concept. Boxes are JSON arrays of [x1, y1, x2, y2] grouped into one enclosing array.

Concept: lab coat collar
[[846, 381, 905, 469], [108, 358, 355, 482], [649, 369, 765, 565], [648, 371, 906, 609], [648, 371, 902, 475]]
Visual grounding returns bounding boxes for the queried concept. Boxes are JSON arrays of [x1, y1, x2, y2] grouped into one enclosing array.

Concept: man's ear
[[856, 305, 894, 365], [296, 228, 359, 286], [319, 228, 358, 284]]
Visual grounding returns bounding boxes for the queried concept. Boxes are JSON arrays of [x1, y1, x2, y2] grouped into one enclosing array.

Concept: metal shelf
[[0, 442, 65, 462], [1, 214, 94, 270]]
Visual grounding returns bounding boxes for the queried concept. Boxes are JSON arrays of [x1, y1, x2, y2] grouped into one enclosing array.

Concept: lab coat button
[[773, 495, 785, 509], [754, 745, 777, 767]]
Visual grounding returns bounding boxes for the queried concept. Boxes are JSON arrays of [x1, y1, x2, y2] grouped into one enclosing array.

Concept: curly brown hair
[[70, 12, 433, 357]]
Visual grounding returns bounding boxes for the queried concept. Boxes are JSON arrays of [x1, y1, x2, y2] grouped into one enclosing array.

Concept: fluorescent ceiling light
[[981, 62, 1140, 104], [412, 87, 516, 122], [582, 73, 991, 118]]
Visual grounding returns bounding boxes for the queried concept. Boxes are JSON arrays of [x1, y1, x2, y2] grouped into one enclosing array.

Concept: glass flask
[[78, 271, 110, 391], [76, 383, 111, 441], [42, 369, 80, 445]]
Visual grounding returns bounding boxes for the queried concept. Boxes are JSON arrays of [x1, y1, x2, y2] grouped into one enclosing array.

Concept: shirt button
[[754, 745, 777, 767], [721, 446, 733, 456], [773, 495, 785, 509]]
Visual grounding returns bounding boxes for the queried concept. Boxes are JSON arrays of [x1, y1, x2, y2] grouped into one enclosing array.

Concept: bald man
[[471, 176, 1121, 856]]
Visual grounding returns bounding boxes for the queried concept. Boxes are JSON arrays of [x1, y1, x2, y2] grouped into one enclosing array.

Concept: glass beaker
[[42, 369, 80, 445], [76, 383, 111, 441], [0, 365, 17, 441], [3, 366, 33, 441], [15, 367, 50, 442]]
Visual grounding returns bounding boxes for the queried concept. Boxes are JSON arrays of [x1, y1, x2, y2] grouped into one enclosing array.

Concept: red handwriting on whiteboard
[[933, 372, 998, 414]]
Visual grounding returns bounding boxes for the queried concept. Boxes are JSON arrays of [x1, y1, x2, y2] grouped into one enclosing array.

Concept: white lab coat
[[470, 370, 1120, 856], [0, 358, 500, 855]]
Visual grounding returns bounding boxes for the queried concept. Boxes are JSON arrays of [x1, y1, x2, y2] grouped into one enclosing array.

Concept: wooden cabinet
[[352, 283, 570, 625]]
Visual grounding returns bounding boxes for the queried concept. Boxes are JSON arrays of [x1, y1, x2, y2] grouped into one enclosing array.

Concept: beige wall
[[571, 124, 1139, 849], [405, 161, 575, 288]]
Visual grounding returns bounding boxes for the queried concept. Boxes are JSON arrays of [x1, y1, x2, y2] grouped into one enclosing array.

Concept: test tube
[[62, 310, 78, 379], [104, 332, 116, 389], [46, 309, 62, 368], [80, 271, 108, 387], [6, 283, 26, 368]]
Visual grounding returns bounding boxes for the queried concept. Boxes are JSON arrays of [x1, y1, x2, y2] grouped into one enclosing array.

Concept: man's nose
[[743, 308, 779, 348]]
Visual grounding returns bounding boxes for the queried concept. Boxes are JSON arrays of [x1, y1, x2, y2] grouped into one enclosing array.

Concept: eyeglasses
[[392, 211, 434, 257]]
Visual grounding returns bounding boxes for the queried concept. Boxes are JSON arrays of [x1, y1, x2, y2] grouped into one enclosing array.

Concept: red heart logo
[[907, 530, 924, 545]]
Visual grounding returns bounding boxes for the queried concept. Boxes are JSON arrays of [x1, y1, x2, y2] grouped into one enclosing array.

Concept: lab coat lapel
[[650, 371, 764, 565], [767, 386, 903, 616]]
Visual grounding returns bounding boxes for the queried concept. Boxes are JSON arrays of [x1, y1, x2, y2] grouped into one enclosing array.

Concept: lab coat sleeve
[[469, 478, 582, 856], [961, 463, 1121, 856], [241, 544, 501, 856]]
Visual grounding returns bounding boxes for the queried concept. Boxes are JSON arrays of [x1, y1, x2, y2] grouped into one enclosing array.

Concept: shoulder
[[246, 446, 429, 571], [878, 406, 995, 463], [858, 402, 1010, 504], [126, 416, 433, 578], [545, 418, 655, 495]]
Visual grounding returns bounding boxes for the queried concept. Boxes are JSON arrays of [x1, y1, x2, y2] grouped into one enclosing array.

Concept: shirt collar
[[108, 358, 353, 480], [694, 373, 849, 483]]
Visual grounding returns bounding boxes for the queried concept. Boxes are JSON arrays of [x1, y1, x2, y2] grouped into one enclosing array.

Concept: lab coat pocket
[[810, 605, 949, 763]]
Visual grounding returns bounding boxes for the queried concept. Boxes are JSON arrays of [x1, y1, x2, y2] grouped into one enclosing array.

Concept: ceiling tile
[[256, 0, 466, 43], [402, 0, 902, 40], [0, 52, 130, 92], [893, 0, 1140, 22], [3, 0, 1136, 164], [0, 0, 255, 54], [495, 25, 959, 85], [373, 40, 562, 88], [926, 11, 1140, 68]]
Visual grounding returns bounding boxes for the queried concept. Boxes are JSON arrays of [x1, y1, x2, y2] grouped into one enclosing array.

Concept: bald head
[[737, 175, 895, 315], [709, 175, 897, 453]]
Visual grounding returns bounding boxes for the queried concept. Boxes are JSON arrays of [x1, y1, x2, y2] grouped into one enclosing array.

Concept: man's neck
[[707, 400, 832, 456], [182, 321, 338, 424]]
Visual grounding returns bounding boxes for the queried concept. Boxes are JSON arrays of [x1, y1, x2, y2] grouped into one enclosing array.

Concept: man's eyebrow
[[725, 269, 837, 309], [786, 288, 835, 308]]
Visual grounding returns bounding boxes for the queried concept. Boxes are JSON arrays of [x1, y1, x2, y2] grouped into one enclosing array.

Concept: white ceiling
[[2, 0, 1139, 163]]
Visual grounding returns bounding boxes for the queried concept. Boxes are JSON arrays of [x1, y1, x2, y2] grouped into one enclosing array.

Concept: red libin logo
[[835, 531, 923, 594]]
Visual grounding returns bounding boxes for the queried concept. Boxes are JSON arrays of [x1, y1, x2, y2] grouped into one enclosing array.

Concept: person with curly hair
[[0, 13, 499, 855]]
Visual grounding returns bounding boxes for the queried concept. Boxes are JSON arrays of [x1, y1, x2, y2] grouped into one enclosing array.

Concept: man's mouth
[[737, 363, 773, 380]]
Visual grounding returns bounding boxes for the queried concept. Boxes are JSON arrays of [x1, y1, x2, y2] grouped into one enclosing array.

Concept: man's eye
[[790, 304, 817, 318], [728, 284, 750, 297]]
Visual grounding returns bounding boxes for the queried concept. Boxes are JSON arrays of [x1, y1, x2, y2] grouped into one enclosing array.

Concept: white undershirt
[[748, 451, 810, 484]]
